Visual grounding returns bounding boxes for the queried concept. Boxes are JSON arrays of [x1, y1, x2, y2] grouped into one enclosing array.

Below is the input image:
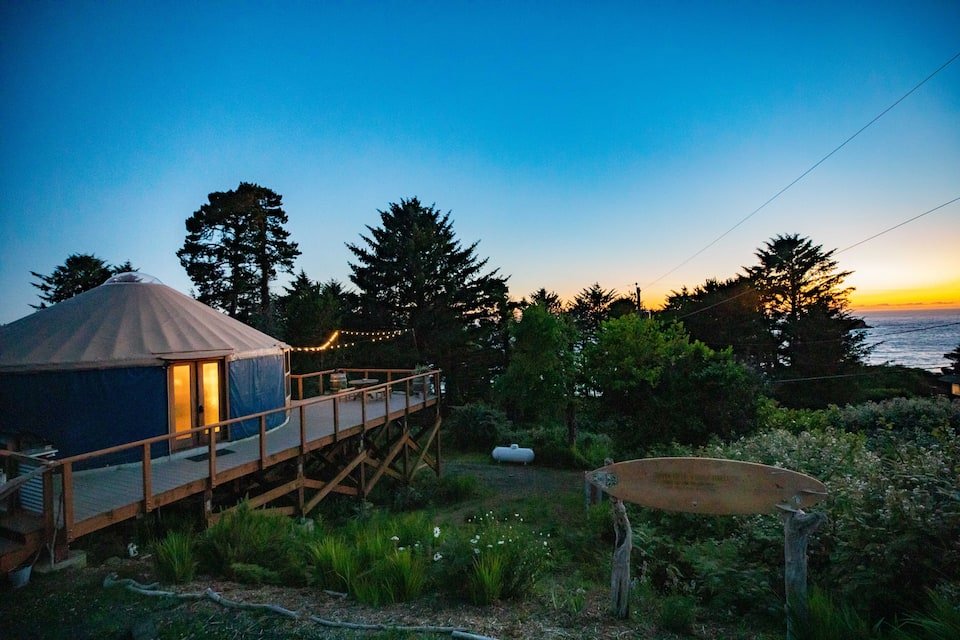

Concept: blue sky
[[2, 1, 958, 324]]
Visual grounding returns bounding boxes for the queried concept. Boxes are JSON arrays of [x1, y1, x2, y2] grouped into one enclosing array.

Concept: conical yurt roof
[[0, 274, 289, 372]]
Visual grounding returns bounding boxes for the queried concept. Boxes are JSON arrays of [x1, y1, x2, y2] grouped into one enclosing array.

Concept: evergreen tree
[[745, 234, 868, 407], [661, 275, 775, 370], [276, 271, 352, 373], [524, 288, 564, 315], [347, 197, 509, 402], [943, 344, 960, 376], [30, 253, 137, 309], [569, 282, 618, 341], [177, 182, 300, 328]]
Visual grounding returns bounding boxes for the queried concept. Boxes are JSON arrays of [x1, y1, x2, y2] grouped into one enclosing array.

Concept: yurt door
[[170, 360, 226, 451]]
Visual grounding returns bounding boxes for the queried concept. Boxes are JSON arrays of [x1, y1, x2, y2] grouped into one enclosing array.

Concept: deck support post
[[203, 488, 214, 525], [296, 456, 305, 516]]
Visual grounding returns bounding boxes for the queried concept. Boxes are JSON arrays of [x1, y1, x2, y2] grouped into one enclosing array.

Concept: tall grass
[[196, 501, 308, 584], [153, 530, 197, 584]]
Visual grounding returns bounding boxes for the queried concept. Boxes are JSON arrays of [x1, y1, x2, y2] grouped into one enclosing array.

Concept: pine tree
[[177, 182, 299, 327], [745, 234, 868, 406], [30, 253, 137, 309], [347, 197, 508, 402]]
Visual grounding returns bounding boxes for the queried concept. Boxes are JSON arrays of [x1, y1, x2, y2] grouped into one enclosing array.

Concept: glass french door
[[170, 360, 225, 451]]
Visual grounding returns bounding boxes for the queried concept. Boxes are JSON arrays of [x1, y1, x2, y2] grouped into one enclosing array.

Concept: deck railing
[[2, 368, 440, 548]]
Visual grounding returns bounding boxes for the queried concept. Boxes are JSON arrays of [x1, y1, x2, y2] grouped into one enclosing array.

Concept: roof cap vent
[[104, 272, 162, 285]]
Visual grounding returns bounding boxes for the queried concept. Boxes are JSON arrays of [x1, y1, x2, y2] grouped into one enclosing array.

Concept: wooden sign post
[[587, 457, 827, 636]]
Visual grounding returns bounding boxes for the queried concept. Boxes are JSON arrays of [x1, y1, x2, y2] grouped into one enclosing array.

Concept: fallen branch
[[103, 573, 497, 639]]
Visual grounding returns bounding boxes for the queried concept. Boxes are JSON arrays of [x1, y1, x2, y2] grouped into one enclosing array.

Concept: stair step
[[0, 512, 43, 544], [0, 537, 40, 573]]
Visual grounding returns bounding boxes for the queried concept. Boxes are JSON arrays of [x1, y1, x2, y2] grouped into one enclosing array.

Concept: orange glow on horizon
[[525, 279, 960, 313]]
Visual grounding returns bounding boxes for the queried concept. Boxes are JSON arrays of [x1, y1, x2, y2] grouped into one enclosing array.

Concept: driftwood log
[[103, 574, 496, 639], [780, 507, 826, 640], [610, 497, 632, 619]]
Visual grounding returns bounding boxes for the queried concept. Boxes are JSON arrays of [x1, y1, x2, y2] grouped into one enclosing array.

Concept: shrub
[[468, 552, 505, 605], [444, 403, 511, 451], [153, 530, 197, 584], [639, 406, 960, 622], [659, 593, 698, 634], [433, 511, 551, 603], [836, 396, 960, 435], [307, 536, 356, 593], [794, 588, 876, 640], [496, 423, 612, 468], [389, 472, 482, 511], [229, 562, 281, 585], [197, 502, 308, 584], [307, 511, 435, 604]]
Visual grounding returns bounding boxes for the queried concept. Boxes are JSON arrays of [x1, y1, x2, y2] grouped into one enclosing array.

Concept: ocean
[[859, 308, 960, 372]]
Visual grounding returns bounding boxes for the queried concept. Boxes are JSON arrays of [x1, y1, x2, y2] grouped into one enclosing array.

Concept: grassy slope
[[0, 456, 783, 639]]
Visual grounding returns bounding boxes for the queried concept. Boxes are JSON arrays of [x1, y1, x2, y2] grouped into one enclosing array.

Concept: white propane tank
[[492, 443, 534, 464]]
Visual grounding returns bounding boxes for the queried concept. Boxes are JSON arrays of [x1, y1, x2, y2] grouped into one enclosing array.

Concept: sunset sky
[[2, 1, 958, 325]]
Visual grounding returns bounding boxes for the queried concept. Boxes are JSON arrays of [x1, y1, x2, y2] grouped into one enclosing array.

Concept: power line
[[771, 371, 893, 384], [642, 50, 960, 290], [866, 320, 960, 338], [669, 196, 960, 320], [836, 196, 960, 254]]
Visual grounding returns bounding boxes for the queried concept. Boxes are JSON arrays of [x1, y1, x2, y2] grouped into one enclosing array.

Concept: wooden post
[[781, 507, 825, 639], [62, 462, 74, 542], [259, 415, 267, 470], [208, 429, 217, 487], [142, 443, 153, 511], [611, 497, 632, 619]]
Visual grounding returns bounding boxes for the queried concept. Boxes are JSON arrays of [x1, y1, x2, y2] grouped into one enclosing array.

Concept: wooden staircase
[[0, 511, 44, 573]]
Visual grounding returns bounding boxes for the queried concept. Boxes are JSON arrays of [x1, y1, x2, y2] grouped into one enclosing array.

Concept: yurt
[[0, 273, 290, 467]]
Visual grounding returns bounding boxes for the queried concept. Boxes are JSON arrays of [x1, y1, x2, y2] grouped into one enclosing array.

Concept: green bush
[[307, 511, 436, 605], [444, 403, 512, 451], [307, 536, 356, 593], [836, 396, 960, 435], [659, 593, 698, 634], [635, 401, 960, 622], [229, 562, 281, 585], [389, 472, 482, 511], [432, 511, 552, 603], [197, 502, 309, 585], [495, 423, 612, 468]]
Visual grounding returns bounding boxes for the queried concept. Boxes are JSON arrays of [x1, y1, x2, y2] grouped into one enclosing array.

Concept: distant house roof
[[0, 274, 288, 372]]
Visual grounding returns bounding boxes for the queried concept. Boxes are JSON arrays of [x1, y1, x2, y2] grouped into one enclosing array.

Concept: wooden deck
[[1, 369, 441, 570]]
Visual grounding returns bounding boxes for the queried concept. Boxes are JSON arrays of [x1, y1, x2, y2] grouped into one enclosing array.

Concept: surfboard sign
[[587, 457, 827, 515]]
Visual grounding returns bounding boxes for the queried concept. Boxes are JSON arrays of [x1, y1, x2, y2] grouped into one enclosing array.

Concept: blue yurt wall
[[0, 274, 290, 469]]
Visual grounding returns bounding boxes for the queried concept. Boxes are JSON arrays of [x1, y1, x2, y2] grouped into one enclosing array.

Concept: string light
[[291, 328, 411, 352]]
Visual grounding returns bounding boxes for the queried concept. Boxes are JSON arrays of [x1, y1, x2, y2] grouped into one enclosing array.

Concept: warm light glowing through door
[[202, 361, 221, 429], [172, 364, 193, 440]]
